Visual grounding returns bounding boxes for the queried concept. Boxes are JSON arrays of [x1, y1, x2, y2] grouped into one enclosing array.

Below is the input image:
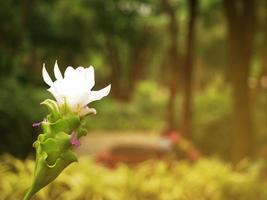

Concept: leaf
[[41, 99, 61, 121], [50, 114, 80, 134]]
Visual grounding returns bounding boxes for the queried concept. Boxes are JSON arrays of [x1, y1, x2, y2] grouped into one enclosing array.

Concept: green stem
[[23, 186, 36, 200]]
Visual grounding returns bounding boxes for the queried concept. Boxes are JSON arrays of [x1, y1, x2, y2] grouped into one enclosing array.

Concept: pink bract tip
[[70, 131, 81, 147]]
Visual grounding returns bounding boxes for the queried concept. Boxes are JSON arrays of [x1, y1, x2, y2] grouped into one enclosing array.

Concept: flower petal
[[89, 84, 111, 103], [64, 66, 75, 78], [54, 61, 63, 80], [47, 87, 63, 104], [76, 66, 84, 71], [43, 62, 111, 115], [80, 107, 97, 116], [85, 66, 95, 89], [42, 64, 53, 86]]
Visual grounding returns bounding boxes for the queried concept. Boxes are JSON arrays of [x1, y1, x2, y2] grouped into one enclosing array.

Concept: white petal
[[85, 66, 95, 89], [75, 67, 87, 84], [68, 91, 90, 109], [64, 66, 75, 78], [47, 87, 63, 103], [42, 64, 53, 86], [54, 60, 63, 80], [76, 66, 84, 71], [89, 84, 111, 103], [80, 107, 97, 116]]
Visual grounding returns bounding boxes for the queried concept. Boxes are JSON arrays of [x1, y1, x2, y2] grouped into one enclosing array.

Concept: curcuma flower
[[24, 61, 111, 200], [42, 61, 111, 116]]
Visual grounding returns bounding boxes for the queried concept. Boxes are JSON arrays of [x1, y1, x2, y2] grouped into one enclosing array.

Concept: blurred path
[[76, 131, 163, 155]]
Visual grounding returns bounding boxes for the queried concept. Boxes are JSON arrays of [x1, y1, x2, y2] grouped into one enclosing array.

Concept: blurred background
[[1, 0, 267, 199]]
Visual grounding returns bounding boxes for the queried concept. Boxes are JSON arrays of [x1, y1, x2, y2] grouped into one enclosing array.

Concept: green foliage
[[0, 78, 49, 157], [0, 0, 24, 76], [193, 76, 232, 158], [85, 81, 168, 130], [1, 155, 267, 200]]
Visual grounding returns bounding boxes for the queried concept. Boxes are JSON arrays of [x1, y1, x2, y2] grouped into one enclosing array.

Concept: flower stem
[[23, 186, 36, 200]]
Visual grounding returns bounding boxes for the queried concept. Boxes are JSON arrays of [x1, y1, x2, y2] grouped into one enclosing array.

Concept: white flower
[[42, 61, 111, 115]]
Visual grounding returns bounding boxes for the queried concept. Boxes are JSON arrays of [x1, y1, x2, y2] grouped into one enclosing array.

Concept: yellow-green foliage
[[0, 155, 267, 200]]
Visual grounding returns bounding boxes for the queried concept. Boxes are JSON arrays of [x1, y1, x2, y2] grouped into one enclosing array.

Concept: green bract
[[23, 99, 88, 200]]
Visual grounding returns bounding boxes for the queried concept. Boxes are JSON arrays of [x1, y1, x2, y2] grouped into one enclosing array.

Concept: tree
[[259, 0, 267, 91], [161, 0, 180, 132], [223, 0, 256, 162], [181, 0, 198, 139], [87, 0, 157, 101]]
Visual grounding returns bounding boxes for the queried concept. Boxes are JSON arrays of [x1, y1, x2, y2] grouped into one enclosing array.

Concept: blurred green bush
[[0, 78, 49, 157], [1, 155, 267, 200], [85, 81, 168, 131], [193, 76, 232, 158]]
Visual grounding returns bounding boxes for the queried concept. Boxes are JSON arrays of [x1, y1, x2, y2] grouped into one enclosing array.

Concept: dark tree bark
[[105, 39, 123, 100], [21, 0, 35, 26], [250, 19, 267, 106], [21, 0, 39, 84], [223, 0, 256, 163], [125, 30, 152, 100], [105, 34, 151, 102], [258, 1, 267, 131], [162, 0, 180, 131], [181, 0, 198, 139], [258, 1, 267, 92], [128, 37, 150, 94]]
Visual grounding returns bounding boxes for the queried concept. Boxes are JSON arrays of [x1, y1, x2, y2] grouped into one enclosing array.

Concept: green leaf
[[41, 99, 61, 121], [50, 114, 80, 134]]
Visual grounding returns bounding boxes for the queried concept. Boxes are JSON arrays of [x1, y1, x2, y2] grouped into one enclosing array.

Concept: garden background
[[1, 0, 267, 199]]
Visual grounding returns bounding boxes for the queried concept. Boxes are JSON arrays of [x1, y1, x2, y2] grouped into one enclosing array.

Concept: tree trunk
[[105, 36, 150, 102], [258, 0, 267, 93], [181, 0, 198, 139], [21, 0, 35, 26], [105, 39, 124, 100], [223, 0, 256, 163], [162, 0, 180, 132], [128, 40, 150, 95]]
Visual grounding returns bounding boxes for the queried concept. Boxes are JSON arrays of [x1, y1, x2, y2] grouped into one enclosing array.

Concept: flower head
[[42, 61, 111, 115]]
